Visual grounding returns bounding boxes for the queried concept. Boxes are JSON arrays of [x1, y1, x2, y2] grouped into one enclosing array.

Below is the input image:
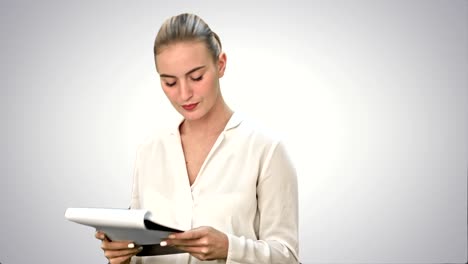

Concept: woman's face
[[155, 41, 226, 121]]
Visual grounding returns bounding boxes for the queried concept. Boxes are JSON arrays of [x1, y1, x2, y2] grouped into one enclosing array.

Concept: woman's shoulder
[[230, 112, 285, 147], [135, 118, 183, 154]]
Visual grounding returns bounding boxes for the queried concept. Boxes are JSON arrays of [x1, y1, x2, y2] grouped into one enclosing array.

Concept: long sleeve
[[130, 145, 141, 210], [126, 114, 299, 264], [225, 141, 299, 264], [129, 147, 143, 264]]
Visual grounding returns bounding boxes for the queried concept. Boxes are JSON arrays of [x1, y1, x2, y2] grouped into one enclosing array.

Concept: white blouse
[[130, 112, 299, 264]]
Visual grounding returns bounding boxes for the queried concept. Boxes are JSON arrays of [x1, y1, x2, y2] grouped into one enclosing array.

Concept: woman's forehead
[[156, 41, 212, 74]]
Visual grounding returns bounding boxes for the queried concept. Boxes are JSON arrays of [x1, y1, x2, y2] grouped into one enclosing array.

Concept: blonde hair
[[154, 13, 222, 61]]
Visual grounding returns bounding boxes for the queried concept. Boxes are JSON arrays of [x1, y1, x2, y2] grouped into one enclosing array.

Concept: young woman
[[96, 13, 299, 264]]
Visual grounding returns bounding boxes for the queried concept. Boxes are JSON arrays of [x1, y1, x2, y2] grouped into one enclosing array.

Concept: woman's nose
[[179, 81, 193, 101]]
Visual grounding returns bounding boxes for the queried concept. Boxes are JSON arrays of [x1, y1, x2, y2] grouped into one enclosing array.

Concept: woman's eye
[[165, 82, 176, 87], [191, 75, 203, 81]]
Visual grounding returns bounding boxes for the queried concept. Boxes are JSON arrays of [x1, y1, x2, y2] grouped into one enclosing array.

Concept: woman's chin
[[180, 110, 204, 121]]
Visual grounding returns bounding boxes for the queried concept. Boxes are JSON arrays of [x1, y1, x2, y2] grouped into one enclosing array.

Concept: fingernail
[[160, 241, 167, 247], [168, 234, 176, 239], [128, 243, 135, 249]]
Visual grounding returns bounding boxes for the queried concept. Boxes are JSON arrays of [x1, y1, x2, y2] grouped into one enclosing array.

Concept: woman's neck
[[180, 99, 233, 137]]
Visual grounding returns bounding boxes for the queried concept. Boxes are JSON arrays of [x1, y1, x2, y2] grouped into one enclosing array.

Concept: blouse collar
[[170, 111, 242, 135]]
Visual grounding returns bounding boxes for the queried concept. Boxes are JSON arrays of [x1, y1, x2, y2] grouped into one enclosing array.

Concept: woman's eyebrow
[[159, 65, 206, 78]]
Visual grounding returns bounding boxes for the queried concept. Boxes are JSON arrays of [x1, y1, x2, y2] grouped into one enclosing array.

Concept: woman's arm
[[226, 141, 299, 264], [163, 141, 299, 263], [129, 147, 142, 264]]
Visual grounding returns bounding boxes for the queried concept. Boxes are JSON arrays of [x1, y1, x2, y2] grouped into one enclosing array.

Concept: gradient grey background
[[1, 0, 467, 263]]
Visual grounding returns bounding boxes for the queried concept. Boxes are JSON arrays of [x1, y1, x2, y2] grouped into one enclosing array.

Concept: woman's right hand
[[95, 231, 143, 264]]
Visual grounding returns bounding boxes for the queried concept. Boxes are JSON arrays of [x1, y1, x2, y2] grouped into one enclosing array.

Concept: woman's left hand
[[162, 226, 228, 261]]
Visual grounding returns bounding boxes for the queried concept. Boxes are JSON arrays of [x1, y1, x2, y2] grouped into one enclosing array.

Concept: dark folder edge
[[136, 244, 186, 256], [143, 219, 183, 233]]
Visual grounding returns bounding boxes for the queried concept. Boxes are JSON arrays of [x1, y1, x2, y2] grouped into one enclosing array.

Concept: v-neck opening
[[173, 127, 225, 191], [188, 131, 225, 190], [173, 112, 241, 191]]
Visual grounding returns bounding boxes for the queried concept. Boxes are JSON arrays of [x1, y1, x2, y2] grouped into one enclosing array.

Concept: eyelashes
[[164, 75, 203, 87], [191, 75, 203, 81]]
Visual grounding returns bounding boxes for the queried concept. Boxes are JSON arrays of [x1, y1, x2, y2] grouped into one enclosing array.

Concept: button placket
[[190, 188, 197, 228]]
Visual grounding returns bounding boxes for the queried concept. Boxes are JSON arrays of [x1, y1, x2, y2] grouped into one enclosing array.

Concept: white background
[[0, 1, 467, 263]]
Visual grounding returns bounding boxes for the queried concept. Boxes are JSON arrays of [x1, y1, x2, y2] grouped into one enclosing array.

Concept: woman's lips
[[182, 103, 198, 111]]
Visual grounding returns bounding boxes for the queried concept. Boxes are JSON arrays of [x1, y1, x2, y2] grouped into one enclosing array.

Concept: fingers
[[102, 240, 137, 251], [162, 228, 205, 247], [161, 226, 228, 261], [179, 247, 214, 261], [108, 254, 134, 264], [96, 231, 136, 250], [167, 226, 206, 240], [108, 255, 132, 264], [164, 236, 208, 247], [177, 245, 210, 254], [95, 231, 108, 241], [95, 230, 142, 263], [104, 246, 142, 260]]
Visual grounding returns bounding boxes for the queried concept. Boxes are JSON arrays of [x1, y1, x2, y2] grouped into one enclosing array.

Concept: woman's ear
[[217, 52, 227, 78]]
